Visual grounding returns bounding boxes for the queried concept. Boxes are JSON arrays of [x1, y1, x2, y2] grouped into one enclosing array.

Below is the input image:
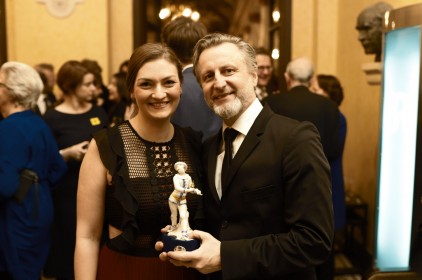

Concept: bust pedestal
[[361, 62, 382, 86]]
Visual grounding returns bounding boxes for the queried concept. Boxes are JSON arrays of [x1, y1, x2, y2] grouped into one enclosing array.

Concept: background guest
[[118, 59, 129, 73], [106, 71, 135, 126], [312, 74, 347, 232], [254, 47, 279, 101], [0, 61, 67, 280], [80, 58, 110, 109], [34, 63, 58, 114], [311, 74, 347, 280], [43, 60, 109, 280], [265, 57, 341, 163], [161, 16, 221, 141]]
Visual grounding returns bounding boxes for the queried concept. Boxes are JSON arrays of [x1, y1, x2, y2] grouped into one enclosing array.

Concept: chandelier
[[159, 4, 200, 21]]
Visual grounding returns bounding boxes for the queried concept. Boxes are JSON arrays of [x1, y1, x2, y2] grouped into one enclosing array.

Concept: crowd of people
[[0, 15, 349, 280]]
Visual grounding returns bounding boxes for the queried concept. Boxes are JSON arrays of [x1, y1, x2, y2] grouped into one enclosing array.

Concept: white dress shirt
[[215, 98, 263, 198]]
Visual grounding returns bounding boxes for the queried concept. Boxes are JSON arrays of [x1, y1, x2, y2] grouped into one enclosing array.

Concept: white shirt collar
[[222, 98, 263, 137]]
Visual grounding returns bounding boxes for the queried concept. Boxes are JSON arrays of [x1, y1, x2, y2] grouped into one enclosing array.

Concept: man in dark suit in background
[[265, 57, 341, 163], [265, 57, 341, 280], [158, 33, 333, 280], [161, 16, 221, 141]]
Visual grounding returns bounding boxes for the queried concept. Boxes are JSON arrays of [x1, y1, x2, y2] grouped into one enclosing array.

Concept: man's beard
[[209, 90, 248, 120]]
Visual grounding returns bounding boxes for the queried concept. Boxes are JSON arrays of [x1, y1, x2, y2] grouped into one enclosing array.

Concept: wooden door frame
[[0, 0, 7, 64]]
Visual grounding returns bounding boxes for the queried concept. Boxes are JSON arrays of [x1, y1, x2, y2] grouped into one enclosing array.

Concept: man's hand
[[166, 230, 222, 274], [155, 226, 171, 261]]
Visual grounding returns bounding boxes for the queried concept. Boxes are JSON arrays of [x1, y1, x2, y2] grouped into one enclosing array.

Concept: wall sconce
[[37, 0, 83, 18], [159, 4, 200, 21], [272, 10, 280, 23], [271, 49, 279, 60]]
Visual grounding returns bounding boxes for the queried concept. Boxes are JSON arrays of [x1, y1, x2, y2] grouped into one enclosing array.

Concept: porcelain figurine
[[162, 162, 202, 252]]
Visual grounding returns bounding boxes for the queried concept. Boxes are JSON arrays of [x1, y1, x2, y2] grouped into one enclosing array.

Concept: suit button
[[221, 220, 229, 229]]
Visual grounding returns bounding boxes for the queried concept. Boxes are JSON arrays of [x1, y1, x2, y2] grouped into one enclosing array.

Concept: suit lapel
[[221, 105, 274, 196]]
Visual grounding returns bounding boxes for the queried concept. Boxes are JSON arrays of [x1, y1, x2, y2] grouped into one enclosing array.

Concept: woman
[[43, 60, 109, 279], [312, 74, 347, 280], [75, 43, 204, 280], [107, 71, 135, 126], [313, 74, 347, 231], [0, 62, 67, 280]]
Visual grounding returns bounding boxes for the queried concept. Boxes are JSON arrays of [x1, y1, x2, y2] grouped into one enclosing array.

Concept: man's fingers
[[159, 252, 169, 261], [189, 229, 207, 240], [168, 257, 192, 268], [155, 241, 164, 251]]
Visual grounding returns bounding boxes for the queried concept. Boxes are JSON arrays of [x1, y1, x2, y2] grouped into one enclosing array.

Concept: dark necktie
[[221, 128, 238, 186]]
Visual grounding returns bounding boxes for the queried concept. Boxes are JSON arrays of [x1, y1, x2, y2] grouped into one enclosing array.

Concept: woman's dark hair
[[126, 43, 183, 94], [57, 60, 90, 95], [316, 74, 344, 106], [113, 71, 130, 103]]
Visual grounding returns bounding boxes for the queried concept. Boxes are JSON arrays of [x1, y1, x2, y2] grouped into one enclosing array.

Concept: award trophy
[[162, 162, 202, 252]]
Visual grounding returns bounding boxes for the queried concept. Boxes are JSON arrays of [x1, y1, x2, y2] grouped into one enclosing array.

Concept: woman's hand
[[60, 141, 90, 161]]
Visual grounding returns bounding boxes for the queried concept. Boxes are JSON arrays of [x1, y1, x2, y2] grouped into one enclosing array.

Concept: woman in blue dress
[[0, 61, 67, 280]]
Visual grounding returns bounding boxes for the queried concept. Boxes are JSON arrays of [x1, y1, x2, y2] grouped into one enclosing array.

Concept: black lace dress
[[94, 121, 204, 280]]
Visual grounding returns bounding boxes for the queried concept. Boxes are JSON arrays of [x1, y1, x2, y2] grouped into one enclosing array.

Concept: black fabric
[[221, 128, 238, 187], [93, 121, 205, 256]]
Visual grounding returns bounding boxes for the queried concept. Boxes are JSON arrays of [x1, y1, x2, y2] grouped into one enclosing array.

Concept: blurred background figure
[[118, 59, 129, 73], [34, 63, 58, 115], [311, 74, 347, 280], [254, 47, 279, 101], [43, 60, 109, 280], [0, 61, 67, 280], [80, 58, 110, 109], [106, 71, 135, 126], [312, 74, 347, 232], [265, 57, 341, 163], [356, 2, 393, 62], [161, 16, 221, 141]]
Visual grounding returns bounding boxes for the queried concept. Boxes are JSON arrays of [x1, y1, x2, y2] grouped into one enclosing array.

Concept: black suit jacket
[[203, 106, 334, 280], [264, 85, 341, 161]]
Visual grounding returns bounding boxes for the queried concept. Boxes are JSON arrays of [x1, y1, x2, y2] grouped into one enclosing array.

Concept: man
[[158, 33, 333, 279], [356, 2, 393, 62], [254, 47, 279, 101], [265, 57, 341, 163], [161, 16, 221, 141]]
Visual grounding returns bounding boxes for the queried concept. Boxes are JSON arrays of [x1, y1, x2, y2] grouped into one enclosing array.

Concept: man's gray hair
[[286, 57, 314, 85], [192, 33, 257, 82], [1, 61, 43, 109]]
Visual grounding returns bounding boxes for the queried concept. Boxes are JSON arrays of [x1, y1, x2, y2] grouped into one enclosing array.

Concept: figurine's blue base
[[162, 233, 200, 252]]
